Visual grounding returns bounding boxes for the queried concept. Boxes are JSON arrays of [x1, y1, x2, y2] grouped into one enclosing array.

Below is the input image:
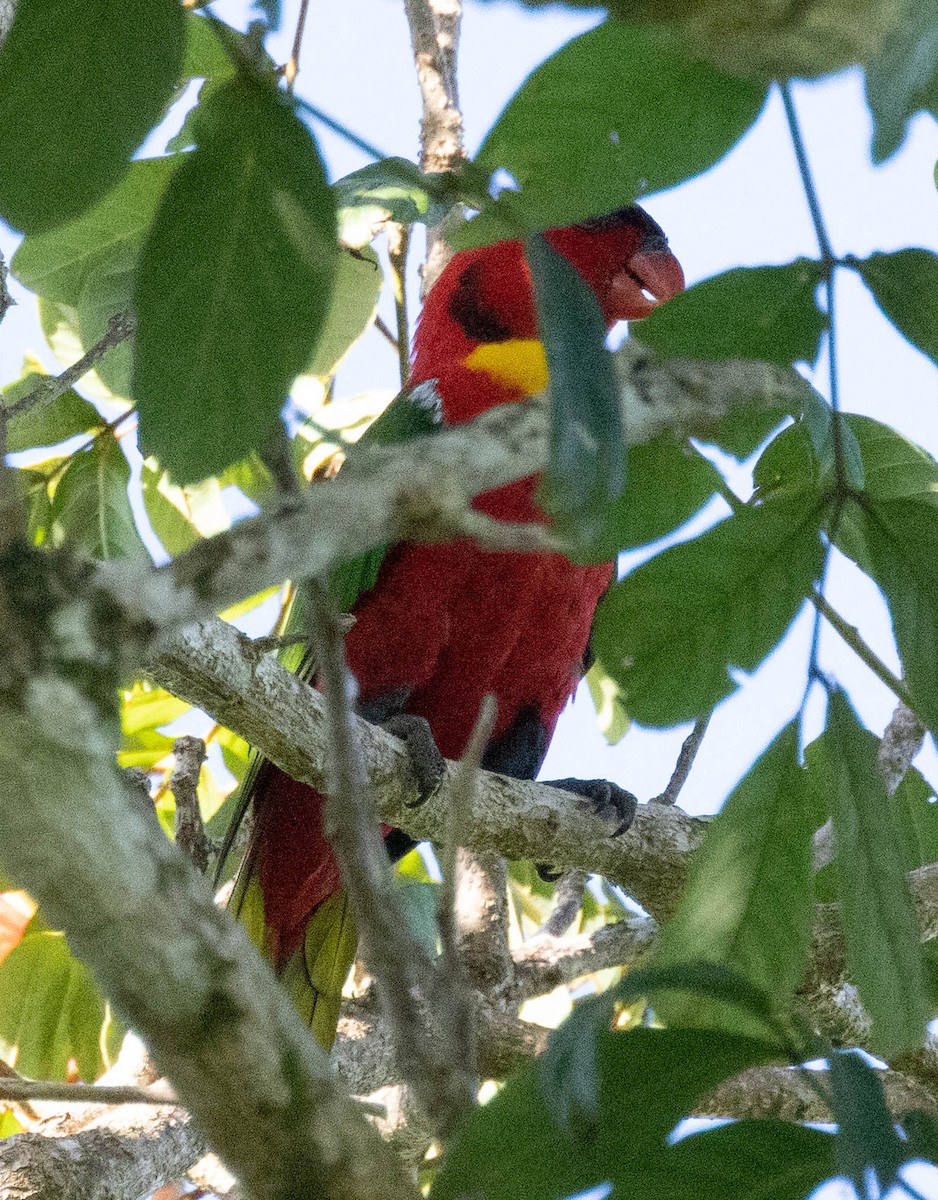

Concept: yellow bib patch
[[464, 338, 549, 395]]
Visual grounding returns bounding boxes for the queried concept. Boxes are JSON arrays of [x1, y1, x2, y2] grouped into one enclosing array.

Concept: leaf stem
[[810, 589, 913, 710]]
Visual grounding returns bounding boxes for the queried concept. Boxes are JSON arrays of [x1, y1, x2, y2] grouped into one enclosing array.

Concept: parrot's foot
[[383, 713, 447, 806], [546, 777, 638, 837], [535, 778, 638, 880]]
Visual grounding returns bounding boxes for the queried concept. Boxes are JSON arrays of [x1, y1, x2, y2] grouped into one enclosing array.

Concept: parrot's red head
[[411, 204, 684, 423]]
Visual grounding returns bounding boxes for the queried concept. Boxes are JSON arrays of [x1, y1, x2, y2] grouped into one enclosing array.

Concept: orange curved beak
[[608, 249, 685, 321]]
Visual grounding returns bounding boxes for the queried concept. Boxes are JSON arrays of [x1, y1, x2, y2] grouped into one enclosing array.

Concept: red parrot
[[228, 205, 685, 1047]]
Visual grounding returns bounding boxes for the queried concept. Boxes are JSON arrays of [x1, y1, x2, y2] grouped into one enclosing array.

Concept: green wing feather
[[221, 383, 442, 1045]]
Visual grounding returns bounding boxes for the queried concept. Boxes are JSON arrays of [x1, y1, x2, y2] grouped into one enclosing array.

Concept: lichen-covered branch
[[0, 679, 417, 1200], [149, 617, 708, 922], [93, 349, 809, 662]]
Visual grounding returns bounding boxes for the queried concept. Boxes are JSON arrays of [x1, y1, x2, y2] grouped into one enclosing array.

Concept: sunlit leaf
[[0, 931, 122, 1080], [334, 158, 444, 248], [2, 358, 102, 453], [49, 436, 147, 561], [0, 0, 185, 232], [585, 660, 631, 744], [134, 77, 338, 483]]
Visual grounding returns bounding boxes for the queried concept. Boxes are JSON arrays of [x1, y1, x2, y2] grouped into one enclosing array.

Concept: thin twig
[[537, 870, 587, 938], [811, 590, 914, 711], [171, 735, 211, 874], [0, 1081, 179, 1107], [305, 577, 474, 1136], [4, 312, 135, 421], [653, 715, 710, 806], [374, 314, 401, 352], [284, 0, 310, 89], [387, 222, 411, 386], [877, 700, 925, 798], [402, 0, 464, 292], [434, 695, 497, 1099], [0, 248, 12, 328]]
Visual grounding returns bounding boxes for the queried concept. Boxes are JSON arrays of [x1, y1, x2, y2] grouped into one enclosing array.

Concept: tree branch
[[0, 679, 417, 1200]]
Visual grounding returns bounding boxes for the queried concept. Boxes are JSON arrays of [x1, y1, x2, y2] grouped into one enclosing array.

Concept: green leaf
[[637, 261, 826, 366], [398, 880, 439, 958], [829, 1050, 909, 1195], [865, 0, 938, 163], [0, 931, 122, 1080], [77, 264, 136, 399], [472, 21, 767, 232], [652, 723, 815, 1036], [0, 0, 185, 232], [180, 12, 236, 85], [620, 1120, 836, 1200], [862, 497, 938, 737], [608, 435, 723, 551], [592, 493, 826, 726], [307, 247, 382, 377], [526, 233, 626, 551], [50, 436, 147, 561], [133, 77, 338, 484], [585, 659, 631, 744], [432, 1024, 781, 1200], [11, 157, 178, 307], [2, 358, 103, 453], [334, 158, 444, 248], [855, 250, 938, 367], [821, 692, 930, 1057], [902, 1109, 938, 1166]]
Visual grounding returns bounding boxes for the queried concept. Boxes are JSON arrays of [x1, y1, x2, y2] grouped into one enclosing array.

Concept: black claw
[[535, 863, 565, 883], [383, 713, 446, 806], [545, 777, 638, 838]]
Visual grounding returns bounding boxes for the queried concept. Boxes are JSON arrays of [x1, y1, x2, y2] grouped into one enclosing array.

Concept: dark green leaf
[[856, 250, 938, 367], [614, 961, 780, 1029], [592, 493, 826, 726], [865, 1, 938, 163], [397, 881, 439, 958], [862, 497, 938, 737], [11, 157, 178, 307], [652, 723, 815, 1036], [334, 158, 444, 248], [526, 233, 625, 551], [432, 1024, 781, 1200], [0, 931, 121, 1080], [471, 21, 767, 232], [638, 261, 826, 366], [829, 1049, 908, 1195], [0, 0, 185, 232], [2, 361, 102, 453], [50, 436, 147, 561], [307, 247, 382, 377], [902, 1109, 938, 1166], [618, 1120, 836, 1200], [180, 13, 235, 84], [134, 78, 338, 483], [822, 692, 930, 1057]]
